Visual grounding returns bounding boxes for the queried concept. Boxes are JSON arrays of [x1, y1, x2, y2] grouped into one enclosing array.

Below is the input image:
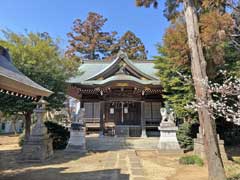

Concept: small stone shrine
[[158, 107, 182, 153], [194, 127, 228, 161], [66, 108, 86, 152], [19, 99, 53, 162]]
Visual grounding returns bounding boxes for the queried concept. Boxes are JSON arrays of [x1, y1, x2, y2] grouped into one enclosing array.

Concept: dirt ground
[[0, 135, 239, 180]]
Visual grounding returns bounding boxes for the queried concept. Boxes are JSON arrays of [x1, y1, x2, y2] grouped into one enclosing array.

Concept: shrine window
[[84, 102, 100, 120], [144, 102, 161, 123]]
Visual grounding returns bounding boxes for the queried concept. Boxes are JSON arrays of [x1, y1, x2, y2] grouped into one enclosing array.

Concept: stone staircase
[[86, 135, 159, 151]]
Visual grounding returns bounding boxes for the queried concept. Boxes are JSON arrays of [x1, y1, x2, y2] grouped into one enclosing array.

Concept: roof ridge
[[82, 60, 155, 64]]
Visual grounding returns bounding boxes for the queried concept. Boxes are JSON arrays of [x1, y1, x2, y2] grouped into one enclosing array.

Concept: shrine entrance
[[104, 101, 141, 136]]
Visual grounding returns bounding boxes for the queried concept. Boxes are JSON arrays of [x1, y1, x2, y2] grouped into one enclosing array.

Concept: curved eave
[[86, 53, 158, 81], [0, 66, 53, 97], [70, 74, 161, 87]]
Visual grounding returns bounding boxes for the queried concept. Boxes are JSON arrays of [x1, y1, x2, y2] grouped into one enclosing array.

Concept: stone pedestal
[[66, 108, 86, 153], [158, 122, 182, 153], [141, 128, 147, 138], [66, 123, 86, 152], [194, 130, 228, 161], [19, 100, 53, 162]]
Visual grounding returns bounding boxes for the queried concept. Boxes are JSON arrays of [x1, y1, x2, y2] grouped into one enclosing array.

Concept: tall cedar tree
[[117, 31, 147, 60], [136, 0, 230, 179], [0, 30, 78, 139], [66, 12, 117, 60], [66, 12, 147, 60]]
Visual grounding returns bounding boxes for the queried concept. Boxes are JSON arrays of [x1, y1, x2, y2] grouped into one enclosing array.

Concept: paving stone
[[131, 168, 144, 176], [132, 176, 146, 180], [104, 162, 116, 168], [129, 159, 140, 165], [118, 159, 127, 164], [130, 162, 142, 168], [120, 167, 129, 171], [128, 154, 137, 158], [119, 154, 127, 160]]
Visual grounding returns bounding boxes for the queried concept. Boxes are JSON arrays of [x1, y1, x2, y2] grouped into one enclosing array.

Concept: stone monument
[[19, 99, 53, 162], [194, 127, 228, 161], [66, 108, 86, 152], [158, 107, 182, 153]]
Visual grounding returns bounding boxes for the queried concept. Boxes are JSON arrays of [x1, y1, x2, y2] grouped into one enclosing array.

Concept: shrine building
[[67, 52, 163, 137]]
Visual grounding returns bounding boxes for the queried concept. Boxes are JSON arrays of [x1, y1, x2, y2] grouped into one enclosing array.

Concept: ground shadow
[[0, 148, 94, 171], [0, 167, 129, 180]]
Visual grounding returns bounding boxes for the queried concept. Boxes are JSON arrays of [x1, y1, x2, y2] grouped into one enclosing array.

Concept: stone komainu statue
[[160, 107, 175, 124]]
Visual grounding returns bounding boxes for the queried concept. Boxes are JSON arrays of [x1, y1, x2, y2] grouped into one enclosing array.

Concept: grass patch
[[228, 174, 240, 180], [179, 155, 204, 166], [233, 158, 240, 165]]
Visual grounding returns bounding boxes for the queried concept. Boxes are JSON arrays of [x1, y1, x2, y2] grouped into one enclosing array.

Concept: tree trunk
[[12, 116, 18, 135], [183, 0, 226, 180], [24, 112, 32, 140]]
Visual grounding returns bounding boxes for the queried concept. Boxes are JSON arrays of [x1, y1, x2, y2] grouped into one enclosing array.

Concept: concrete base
[[19, 134, 53, 162], [66, 129, 86, 152], [141, 129, 147, 138], [158, 122, 182, 153], [99, 131, 105, 138]]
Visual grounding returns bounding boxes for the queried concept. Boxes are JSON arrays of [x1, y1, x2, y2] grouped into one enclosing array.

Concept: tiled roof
[[68, 52, 160, 86], [0, 46, 53, 98]]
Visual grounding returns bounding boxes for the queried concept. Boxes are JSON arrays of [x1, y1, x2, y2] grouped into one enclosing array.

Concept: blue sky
[[0, 0, 169, 59]]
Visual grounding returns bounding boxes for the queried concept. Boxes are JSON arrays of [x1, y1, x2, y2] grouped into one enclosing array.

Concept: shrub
[[228, 174, 240, 180], [18, 130, 25, 146], [44, 121, 70, 150], [19, 121, 70, 150], [179, 155, 204, 166], [177, 122, 194, 150]]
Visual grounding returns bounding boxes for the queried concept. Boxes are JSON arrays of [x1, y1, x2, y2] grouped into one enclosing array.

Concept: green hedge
[[44, 121, 70, 150], [177, 122, 198, 151], [179, 155, 204, 166], [19, 121, 70, 150]]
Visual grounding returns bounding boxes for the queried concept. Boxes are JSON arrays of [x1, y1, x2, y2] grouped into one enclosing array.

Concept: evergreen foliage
[[19, 121, 70, 150], [228, 174, 240, 180], [176, 122, 198, 150], [0, 30, 79, 138], [116, 31, 147, 60], [66, 12, 147, 60], [66, 12, 117, 60], [154, 46, 196, 121], [44, 121, 70, 150], [0, 30, 78, 113]]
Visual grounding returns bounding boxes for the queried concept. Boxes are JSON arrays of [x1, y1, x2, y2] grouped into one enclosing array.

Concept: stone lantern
[[19, 99, 53, 162]]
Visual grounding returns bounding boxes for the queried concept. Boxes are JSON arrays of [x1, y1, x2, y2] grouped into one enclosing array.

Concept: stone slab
[[131, 168, 144, 176]]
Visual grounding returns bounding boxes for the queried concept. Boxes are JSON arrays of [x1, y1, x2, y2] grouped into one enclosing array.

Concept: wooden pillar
[[99, 101, 105, 137], [80, 101, 84, 108], [79, 101, 85, 124], [141, 101, 147, 137]]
